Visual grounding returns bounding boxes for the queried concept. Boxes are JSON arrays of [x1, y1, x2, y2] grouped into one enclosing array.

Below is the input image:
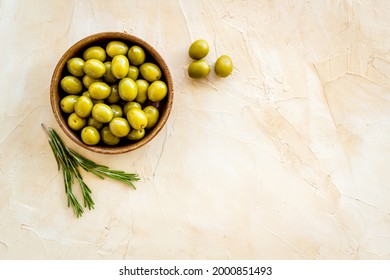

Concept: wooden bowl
[[50, 32, 174, 154]]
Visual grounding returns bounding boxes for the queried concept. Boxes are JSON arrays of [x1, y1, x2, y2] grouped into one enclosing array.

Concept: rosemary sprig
[[42, 124, 140, 217], [67, 149, 138, 189]]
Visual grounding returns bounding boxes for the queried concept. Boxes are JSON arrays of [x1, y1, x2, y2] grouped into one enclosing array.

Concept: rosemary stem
[[42, 124, 140, 218]]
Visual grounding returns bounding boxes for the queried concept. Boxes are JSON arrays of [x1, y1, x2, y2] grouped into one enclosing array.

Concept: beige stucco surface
[[0, 0, 389, 259]]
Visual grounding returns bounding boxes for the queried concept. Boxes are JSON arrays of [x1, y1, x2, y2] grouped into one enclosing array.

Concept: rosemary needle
[[42, 124, 140, 217]]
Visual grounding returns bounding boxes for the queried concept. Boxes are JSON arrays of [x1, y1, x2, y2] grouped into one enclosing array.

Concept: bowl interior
[[50, 32, 173, 154]]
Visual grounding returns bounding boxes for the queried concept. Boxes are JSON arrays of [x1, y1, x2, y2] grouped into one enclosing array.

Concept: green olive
[[82, 91, 103, 104], [189, 39, 209, 60], [188, 59, 210, 78], [83, 46, 106, 62], [118, 77, 138, 101], [68, 112, 86, 131], [83, 59, 106, 79], [82, 91, 91, 98], [60, 95, 79, 114], [67, 57, 85, 77], [60, 76, 83, 94], [88, 82, 111, 100], [74, 95, 93, 118], [139, 62, 161, 82], [110, 104, 123, 118], [101, 126, 120, 146], [106, 84, 120, 104], [126, 66, 139, 80], [106, 41, 129, 58], [126, 128, 145, 141], [111, 55, 129, 79], [87, 116, 103, 130], [135, 79, 149, 104], [143, 105, 159, 129], [147, 80, 167, 102], [214, 55, 233, 77], [81, 126, 100, 145], [127, 45, 146, 66], [92, 103, 113, 123], [82, 75, 102, 88], [123, 101, 142, 115], [127, 108, 148, 130], [109, 117, 130, 137], [103, 61, 117, 83]]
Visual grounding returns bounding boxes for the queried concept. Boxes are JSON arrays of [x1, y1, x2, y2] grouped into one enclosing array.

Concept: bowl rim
[[50, 32, 174, 154]]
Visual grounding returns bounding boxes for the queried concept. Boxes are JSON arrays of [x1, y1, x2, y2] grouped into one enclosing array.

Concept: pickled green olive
[[81, 126, 100, 145], [83, 46, 106, 62], [143, 105, 159, 129], [126, 128, 145, 141], [89, 82, 111, 100], [110, 104, 123, 118], [189, 39, 209, 60], [83, 59, 106, 78], [87, 116, 103, 130], [83, 91, 102, 104], [148, 80, 167, 102], [139, 62, 161, 82], [188, 59, 210, 78], [127, 66, 139, 81], [68, 112, 86, 131], [123, 101, 142, 115], [92, 103, 113, 123], [67, 57, 85, 77], [127, 108, 148, 130], [74, 95, 93, 118], [103, 61, 117, 83], [82, 91, 91, 98], [111, 55, 129, 79], [106, 84, 120, 104], [60, 76, 83, 94], [135, 79, 149, 104], [127, 45, 146, 66], [214, 55, 233, 77], [106, 41, 129, 58], [60, 95, 79, 114], [109, 117, 130, 137], [82, 75, 102, 88], [118, 78, 138, 101], [101, 126, 120, 146]]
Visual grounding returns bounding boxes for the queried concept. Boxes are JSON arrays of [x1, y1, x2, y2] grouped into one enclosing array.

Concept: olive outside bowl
[[50, 32, 174, 154]]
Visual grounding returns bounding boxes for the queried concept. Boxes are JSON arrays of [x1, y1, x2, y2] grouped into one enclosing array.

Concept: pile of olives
[[59, 41, 168, 146], [187, 39, 233, 78]]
